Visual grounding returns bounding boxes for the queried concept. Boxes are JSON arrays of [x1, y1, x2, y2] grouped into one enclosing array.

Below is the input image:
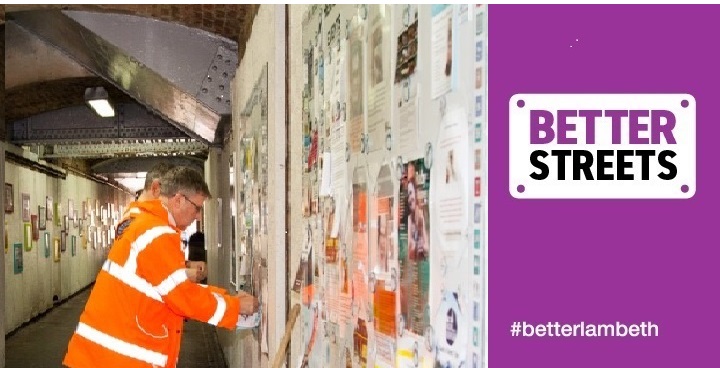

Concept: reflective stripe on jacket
[[63, 199, 239, 368]]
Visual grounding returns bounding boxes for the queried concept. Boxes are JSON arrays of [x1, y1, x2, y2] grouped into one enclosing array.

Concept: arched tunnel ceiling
[[4, 4, 258, 56], [6, 77, 134, 122], [8, 10, 236, 143], [3, 5, 258, 178], [92, 156, 205, 175]]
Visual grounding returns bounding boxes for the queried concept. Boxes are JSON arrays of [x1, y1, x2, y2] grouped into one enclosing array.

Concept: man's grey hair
[[144, 163, 176, 191], [159, 167, 212, 198]]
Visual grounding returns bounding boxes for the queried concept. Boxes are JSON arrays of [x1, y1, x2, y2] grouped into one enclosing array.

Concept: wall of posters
[[295, 5, 485, 368]]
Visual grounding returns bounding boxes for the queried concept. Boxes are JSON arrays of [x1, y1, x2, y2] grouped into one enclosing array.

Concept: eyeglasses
[[180, 193, 203, 213]]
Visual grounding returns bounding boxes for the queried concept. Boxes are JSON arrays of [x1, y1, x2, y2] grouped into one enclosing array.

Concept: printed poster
[[366, 5, 392, 153], [430, 5, 453, 98], [394, 5, 419, 156], [347, 17, 366, 154], [371, 164, 397, 368], [351, 166, 370, 367], [398, 158, 431, 336]]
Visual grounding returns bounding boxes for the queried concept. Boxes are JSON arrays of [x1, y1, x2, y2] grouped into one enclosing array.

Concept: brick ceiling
[[4, 4, 259, 123], [5, 4, 258, 46]]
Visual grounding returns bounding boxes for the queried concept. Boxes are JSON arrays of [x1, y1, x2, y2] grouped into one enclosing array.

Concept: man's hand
[[185, 261, 208, 282], [238, 292, 260, 315]]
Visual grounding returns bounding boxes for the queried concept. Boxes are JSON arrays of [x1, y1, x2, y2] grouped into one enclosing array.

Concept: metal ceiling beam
[[91, 156, 205, 175], [43, 141, 208, 159], [7, 10, 237, 144], [8, 103, 190, 144], [5, 21, 92, 90]]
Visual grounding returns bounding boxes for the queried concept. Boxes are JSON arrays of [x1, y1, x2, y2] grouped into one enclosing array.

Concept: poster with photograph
[[398, 158, 431, 336], [394, 5, 419, 156]]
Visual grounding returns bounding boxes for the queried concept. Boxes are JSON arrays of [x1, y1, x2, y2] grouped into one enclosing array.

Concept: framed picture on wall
[[4, 222, 8, 254], [38, 206, 47, 230], [82, 201, 87, 220], [4, 183, 13, 213], [71, 236, 77, 256], [24, 223, 33, 251], [31, 215, 39, 241], [54, 202, 61, 226], [46, 196, 53, 220], [68, 199, 74, 220], [14, 243, 23, 274], [44, 232, 51, 258], [54, 238, 61, 262], [63, 215, 69, 232], [61, 231, 67, 252], [21, 193, 31, 222], [74, 210, 79, 228]]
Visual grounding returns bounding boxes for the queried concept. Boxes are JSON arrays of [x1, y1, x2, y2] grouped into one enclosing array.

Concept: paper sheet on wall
[[261, 278, 269, 353], [371, 163, 397, 367], [347, 18, 366, 154], [432, 104, 469, 264], [373, 283, 397, 368], [351, 166, 370, 367], [398, 158, 431, 336], [366, 5, 392, 153], [331, 40, 348, 199], [372, 164, 396, 278], [393, 6, 419, 156], [433, 290, 468, 367], [319, 152, 333, 197], [396, 333, 424, 368], [431, 5, 453, 98]]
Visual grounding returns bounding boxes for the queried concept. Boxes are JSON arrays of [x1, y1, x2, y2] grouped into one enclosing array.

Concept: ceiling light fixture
[[84, 86, 115, 117]]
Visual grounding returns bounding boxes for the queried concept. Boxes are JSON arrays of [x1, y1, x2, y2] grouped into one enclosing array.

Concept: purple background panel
[[489, 5, 720, 368]]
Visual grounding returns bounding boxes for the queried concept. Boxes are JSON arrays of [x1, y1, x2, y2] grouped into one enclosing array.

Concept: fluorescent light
[[88, 99, 115, 117]]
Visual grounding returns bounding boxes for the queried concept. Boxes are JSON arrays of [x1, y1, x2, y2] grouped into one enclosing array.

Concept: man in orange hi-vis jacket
[[64, 167, 259, 368], [118, 163, 207, 283]]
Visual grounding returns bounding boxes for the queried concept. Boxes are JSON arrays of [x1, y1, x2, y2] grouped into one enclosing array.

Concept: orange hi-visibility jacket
[[63, 199, 239, 368], [114, 201, 142, 237]]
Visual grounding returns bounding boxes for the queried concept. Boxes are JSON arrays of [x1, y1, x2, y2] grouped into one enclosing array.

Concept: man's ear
[[151, 180, 162, 197]]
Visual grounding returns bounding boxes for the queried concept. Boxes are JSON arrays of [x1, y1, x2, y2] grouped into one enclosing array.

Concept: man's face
[[171, 192, 205, 230]]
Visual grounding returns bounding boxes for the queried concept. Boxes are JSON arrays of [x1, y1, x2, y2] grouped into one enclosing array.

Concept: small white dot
[[576, 38, 579, 42]]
